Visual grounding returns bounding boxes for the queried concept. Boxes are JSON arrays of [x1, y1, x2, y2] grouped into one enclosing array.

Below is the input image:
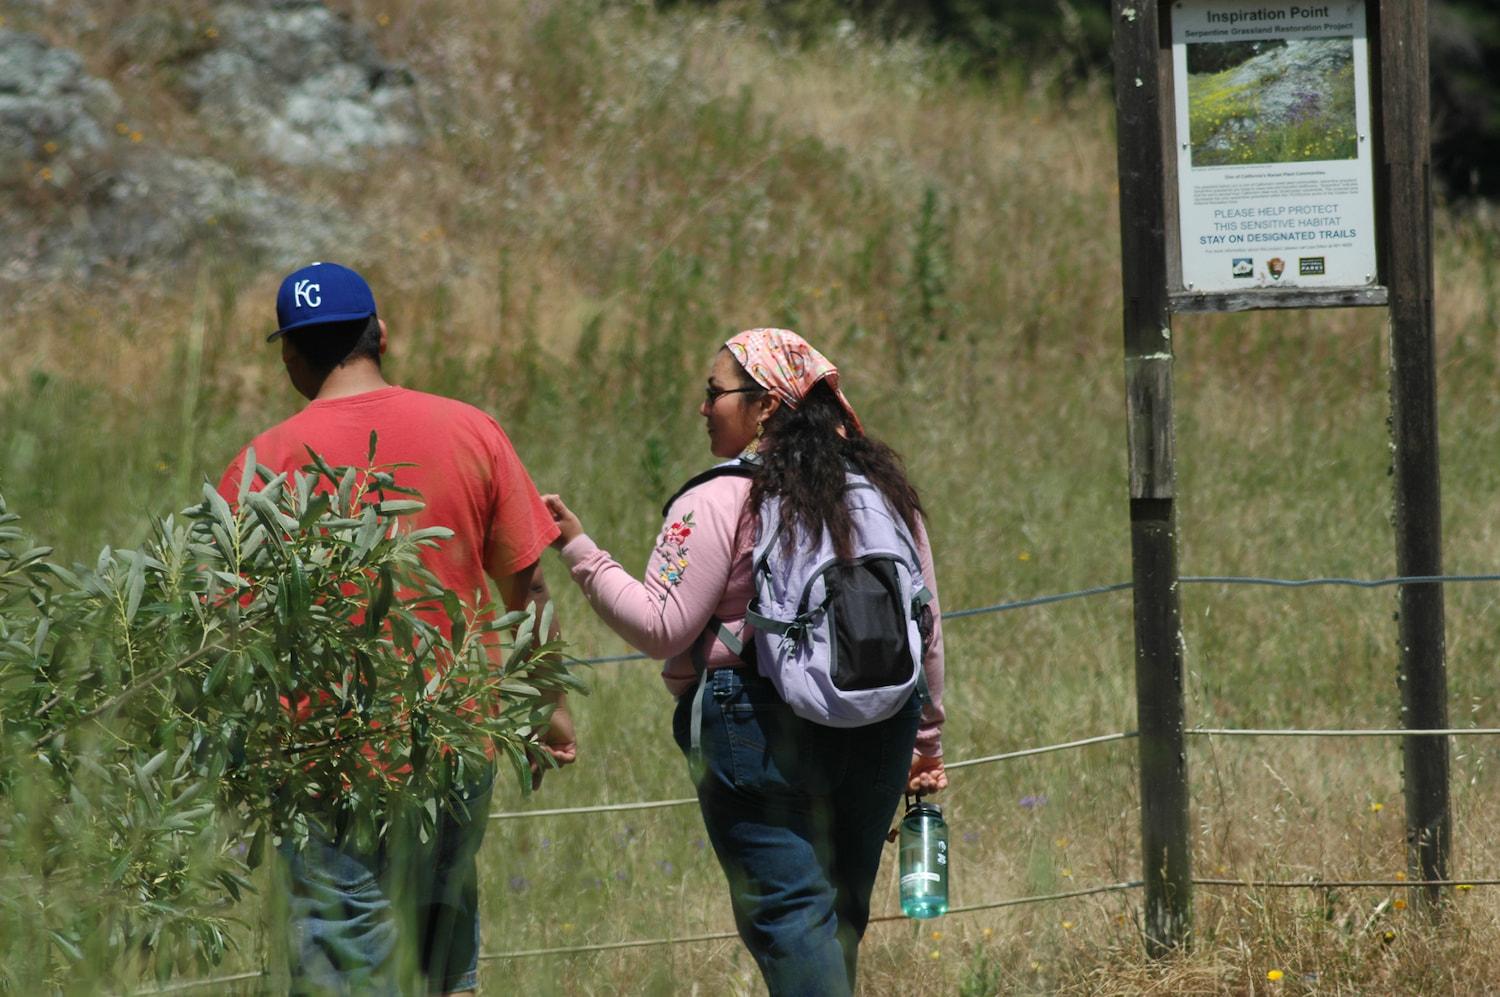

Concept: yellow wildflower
[[1267, 969, 1284, 981]]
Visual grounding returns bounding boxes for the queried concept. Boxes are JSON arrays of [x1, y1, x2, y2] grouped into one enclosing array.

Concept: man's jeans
[[674, 667, 921, 997], [278, 769, 495, 995]]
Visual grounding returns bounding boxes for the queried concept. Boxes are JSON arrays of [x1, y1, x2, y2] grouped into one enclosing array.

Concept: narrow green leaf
[[125, 551, 147, 624], [338, 466, 357, 516], [203, 654, 231, 695], [368, 565, 394, 635], [500, 679, 540, 698], [237, 446, 258, 505], [205, 481, 236, 532], [247, 825, 266, 870], [297, 493, 332, 531]]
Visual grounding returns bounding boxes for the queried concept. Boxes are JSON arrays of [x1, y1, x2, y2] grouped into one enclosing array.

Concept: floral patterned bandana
[[724, 328, 864, 435]]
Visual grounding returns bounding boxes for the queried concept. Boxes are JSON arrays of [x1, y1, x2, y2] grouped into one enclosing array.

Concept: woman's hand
[[542, 494, 584, 548], [907, 753, 948, 794]]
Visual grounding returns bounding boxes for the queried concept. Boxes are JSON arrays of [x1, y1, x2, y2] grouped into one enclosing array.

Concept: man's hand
[[907, 753, 947, 794], [529, 693, 578, 790], [541, 494, 584, 548]]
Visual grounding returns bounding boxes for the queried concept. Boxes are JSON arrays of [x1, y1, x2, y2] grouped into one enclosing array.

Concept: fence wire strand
[[1194, 877, 1500, 889], [569, 571, 1500, 666], [1189, 727, 1500, 738]]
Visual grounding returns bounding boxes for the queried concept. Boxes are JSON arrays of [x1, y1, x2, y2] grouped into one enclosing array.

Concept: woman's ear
[[758, 393, 781, 423]]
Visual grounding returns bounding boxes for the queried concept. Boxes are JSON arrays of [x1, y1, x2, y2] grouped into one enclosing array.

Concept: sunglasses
[[704, 385, 763, 405]]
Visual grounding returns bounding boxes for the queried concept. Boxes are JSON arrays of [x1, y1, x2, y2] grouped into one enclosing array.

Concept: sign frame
[[1160, 0, 1390, 313]]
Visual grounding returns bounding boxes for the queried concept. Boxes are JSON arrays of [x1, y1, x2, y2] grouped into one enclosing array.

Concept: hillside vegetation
[[5, 0, 1500, 992]]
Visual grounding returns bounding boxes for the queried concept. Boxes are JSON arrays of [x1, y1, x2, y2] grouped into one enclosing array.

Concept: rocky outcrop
[[0, 28, 351, 282], [177, 1, 423, 168], [0, 30, 121, 187], [1214, 39, 1352, 129]]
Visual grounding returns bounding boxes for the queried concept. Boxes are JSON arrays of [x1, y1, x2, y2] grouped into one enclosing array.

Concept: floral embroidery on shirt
[[655, 512, 694, 591]]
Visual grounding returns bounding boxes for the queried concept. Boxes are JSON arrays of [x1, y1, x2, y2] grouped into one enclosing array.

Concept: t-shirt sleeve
[[481, 422, 561, 579]]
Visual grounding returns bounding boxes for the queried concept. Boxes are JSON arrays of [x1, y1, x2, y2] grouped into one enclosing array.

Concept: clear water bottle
[[899, 796, 948, 918]]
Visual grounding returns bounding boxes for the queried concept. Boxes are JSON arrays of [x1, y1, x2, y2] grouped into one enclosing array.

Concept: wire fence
[[138, 570, 1500, 994]]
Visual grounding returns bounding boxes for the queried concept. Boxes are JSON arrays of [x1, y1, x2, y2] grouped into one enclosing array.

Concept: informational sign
[[1171, 1, 1377, 293]]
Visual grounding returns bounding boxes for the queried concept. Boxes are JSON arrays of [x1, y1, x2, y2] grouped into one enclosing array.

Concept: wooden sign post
[[1110, 0, 1448, 952], [1111, 0, 1193, 955], [1377, 0, 1450, 909]]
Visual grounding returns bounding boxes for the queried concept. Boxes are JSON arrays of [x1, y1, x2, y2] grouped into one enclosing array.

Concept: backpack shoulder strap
[[661, 458, 757, 518]]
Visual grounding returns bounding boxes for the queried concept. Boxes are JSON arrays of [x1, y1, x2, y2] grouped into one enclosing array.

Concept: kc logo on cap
[[293, 279, 322, 309], [270, 261, 377, 341]]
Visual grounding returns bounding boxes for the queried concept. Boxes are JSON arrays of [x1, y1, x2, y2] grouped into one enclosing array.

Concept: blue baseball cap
[[269, 261, 378, 341]]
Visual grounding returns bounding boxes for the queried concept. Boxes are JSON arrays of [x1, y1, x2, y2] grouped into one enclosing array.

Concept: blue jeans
[[279, 769, 494, 995], [674, 668, 921, 997]]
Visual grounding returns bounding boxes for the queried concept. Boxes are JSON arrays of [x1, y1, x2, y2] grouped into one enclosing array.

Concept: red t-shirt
[[217, 385, 559, 623]]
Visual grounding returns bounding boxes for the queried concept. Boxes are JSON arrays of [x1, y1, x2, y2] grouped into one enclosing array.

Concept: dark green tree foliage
[[0, 445, 581, 990], [1431, 0, 1500, 198], [1184, 39, 1286, 75]]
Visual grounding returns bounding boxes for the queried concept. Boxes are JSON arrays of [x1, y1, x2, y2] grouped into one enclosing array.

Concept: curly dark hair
[[747, 375, 925, 560]]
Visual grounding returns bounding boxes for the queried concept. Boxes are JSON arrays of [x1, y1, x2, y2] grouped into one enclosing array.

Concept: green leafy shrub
[[0, 444, 580, 990]]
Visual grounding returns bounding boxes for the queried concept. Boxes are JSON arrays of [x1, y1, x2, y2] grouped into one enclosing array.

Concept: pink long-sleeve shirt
[[560, 472, 946, 756]]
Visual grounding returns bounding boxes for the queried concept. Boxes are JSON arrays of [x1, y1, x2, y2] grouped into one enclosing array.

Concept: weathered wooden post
[[1377, 0, 1451, 908], [1113, 0, 1449, 949], [1111, 0, 1194, 954]]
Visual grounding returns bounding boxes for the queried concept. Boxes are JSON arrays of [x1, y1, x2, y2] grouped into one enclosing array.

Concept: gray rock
[[1218, 39, 1353, 128], [0, 29, 121, 185], [0, 29, 357, 282], [179, 2, 422, 168]]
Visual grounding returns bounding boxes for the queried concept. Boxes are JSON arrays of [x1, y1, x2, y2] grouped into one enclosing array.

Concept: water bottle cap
[[906, 799, 943, 819]]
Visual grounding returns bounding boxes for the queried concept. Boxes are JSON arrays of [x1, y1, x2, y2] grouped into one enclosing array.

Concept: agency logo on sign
[[1267, 257, 1286, 280], [1231, 258, 1253, 278], [1298, 256, 1326, 276]]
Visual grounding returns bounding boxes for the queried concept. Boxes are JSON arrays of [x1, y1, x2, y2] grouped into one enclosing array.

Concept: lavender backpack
[[742, 472, 932, 727]]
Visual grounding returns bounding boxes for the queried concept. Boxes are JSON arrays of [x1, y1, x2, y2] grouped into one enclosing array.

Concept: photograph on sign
[[1171, 1, 1377, 294]]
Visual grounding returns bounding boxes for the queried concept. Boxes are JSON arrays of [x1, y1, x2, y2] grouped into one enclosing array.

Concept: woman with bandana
[[543, 329, 945, 996]]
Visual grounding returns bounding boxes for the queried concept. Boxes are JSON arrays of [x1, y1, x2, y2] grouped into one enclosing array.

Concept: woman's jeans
[[674, 667, 921, 997]]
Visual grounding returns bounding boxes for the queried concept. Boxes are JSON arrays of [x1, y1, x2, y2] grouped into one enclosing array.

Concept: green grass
[[6, 0, 1500, 991]]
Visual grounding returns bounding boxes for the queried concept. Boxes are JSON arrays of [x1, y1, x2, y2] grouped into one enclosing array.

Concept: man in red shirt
[[217, 261, 574, 996]]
